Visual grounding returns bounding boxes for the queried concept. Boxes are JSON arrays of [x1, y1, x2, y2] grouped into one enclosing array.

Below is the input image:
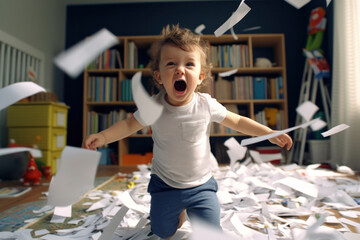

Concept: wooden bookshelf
[[83, 34, 288, 166]]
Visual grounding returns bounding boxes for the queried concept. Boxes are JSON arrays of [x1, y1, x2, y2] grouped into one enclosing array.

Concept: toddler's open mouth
[[174, 80, 187, 93]]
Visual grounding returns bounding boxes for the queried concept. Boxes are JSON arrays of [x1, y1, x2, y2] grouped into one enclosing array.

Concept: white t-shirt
[[134, 91, 227, 189]]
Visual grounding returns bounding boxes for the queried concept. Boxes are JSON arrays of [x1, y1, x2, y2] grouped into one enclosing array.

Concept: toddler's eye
[[166, 61, 175, 66], [186, 62, 195, 67]]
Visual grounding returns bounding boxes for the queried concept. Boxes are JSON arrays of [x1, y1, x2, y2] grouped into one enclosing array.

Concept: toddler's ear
[[198, 72, 205, 85], [154, 70, 162, 84]]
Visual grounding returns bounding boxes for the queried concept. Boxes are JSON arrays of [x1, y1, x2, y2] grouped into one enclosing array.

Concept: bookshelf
[[83, 34, 288, 166]]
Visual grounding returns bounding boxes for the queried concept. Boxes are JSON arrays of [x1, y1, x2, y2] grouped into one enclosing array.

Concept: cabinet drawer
[[9, 127, 67, 151], [7, 102, 69, 128]]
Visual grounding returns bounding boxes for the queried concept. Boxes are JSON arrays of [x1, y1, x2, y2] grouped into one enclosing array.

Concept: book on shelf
[[127, 41, 138, 69], [210, 44, 249, 68], [88, 76, 118, 102], [87, 49, 122, 69], [214, 76, 232, 100], [87, 110, 152, 135], [253, 76, 284, 100], [121, 79, 133, 101], [0, 186, 31, 198]]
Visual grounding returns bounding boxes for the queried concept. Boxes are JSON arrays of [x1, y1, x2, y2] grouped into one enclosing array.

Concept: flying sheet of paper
[[230, 27, 238, 40], [242, 26, 262, 32], [310, 119, 327, 131], [194, 24, 206, 35], [218, 69, 238, 77], [132, 71, 163, 126], [241, 118, 320, 146], [47, 146, 101, 207], [321, 124, 350, 137], [214, 0, 251, 37], [54, 28, 119, 78], [284, 0, 310, 9], [296, 101, 319, 122], [224, 137, 247, 166], [0, 147, 42, 158], [98, 206, 129, 240], [0, 82, 46, 111]]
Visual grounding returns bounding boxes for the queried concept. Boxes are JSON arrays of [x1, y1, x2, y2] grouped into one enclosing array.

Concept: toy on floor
[[42, 166, 52, 181], [23, 154, 42, 186]]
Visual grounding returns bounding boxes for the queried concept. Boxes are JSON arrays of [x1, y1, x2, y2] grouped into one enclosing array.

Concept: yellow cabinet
[[7, 102, 69, 174]]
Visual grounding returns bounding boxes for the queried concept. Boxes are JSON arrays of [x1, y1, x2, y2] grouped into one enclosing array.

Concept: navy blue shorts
[[147, 174, 221, 238]]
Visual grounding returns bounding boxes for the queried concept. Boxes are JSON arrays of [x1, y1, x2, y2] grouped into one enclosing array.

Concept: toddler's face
[[154, 43, 204, 106]]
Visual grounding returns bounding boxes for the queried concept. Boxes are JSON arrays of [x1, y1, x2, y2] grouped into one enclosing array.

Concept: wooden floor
[[0, 165, 137, 213]]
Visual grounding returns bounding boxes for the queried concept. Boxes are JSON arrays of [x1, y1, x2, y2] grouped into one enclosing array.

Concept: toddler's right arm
[[82, 114, 144, 150]]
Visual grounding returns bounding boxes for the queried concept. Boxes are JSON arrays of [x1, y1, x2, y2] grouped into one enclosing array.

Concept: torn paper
[[47, 146, 101, 207], [0, 82, 46, 111], [241, 118, 320, 146], [321, 124, 350, 137], [296, 101, 319, 122], [214, 0, 251, 37], [54, 28, 119, 78], [194, 24, 206, 35], [0, 147, 42, 158], [219, 69, 238, 77], [284, 0, 311, 9], [132, 71, 163, 126]]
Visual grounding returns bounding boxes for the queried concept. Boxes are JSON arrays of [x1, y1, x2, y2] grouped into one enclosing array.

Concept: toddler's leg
[[148, 175, 184, 239], [184, 177, 221, 228]]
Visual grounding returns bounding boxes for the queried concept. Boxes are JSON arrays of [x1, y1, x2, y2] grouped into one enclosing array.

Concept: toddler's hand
[[269, 132, 293, 150], [82, 133, 106, 150]]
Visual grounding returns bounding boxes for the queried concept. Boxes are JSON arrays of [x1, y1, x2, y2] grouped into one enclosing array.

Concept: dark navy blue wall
[[64, 0, 333, 148]]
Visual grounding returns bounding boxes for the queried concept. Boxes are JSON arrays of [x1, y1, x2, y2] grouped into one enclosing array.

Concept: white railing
[[0, 29, 45, 147]]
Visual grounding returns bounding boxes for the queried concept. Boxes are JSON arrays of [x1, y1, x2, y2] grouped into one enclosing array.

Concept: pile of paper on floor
[[1, 161, 360, 240]]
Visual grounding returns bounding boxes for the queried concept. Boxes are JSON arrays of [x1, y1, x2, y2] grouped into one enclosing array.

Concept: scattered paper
[[0, 82, 46, 111], [224, 137, 247, 166], [53, 205, 72, 218], [336, 165, 355, 175], [34, 229, 50, 237], [214, 0, 251, 37], [194, 24, 206, 35], [54, 28, 119, 78], [241, 118, 320, 146], [284, 0, 311, 9], [296, 101, 319, 122], [47, 146, 101, 207], [98, 206, 129, 240], [273, 177, 319, 198], [192, 217, 238, 240], [132, 71, 163, 126], [0, 147, 42, 158], [218, 69, 238, 77], [321, 124, 350, 137]]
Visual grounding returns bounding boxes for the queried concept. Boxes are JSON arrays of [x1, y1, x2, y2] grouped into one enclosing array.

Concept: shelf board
[[86, 101, 135, 106], [129, 133, 247, 138], [218, 99, 285, 104], [212, 67, 284, 74]]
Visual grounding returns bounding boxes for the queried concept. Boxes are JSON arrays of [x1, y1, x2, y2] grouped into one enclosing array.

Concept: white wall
[[0, 0, 66, 100]]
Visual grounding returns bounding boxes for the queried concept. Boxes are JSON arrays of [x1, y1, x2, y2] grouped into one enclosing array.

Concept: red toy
[[23, 154, 42, 186], [42, 166, 52, 181]]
